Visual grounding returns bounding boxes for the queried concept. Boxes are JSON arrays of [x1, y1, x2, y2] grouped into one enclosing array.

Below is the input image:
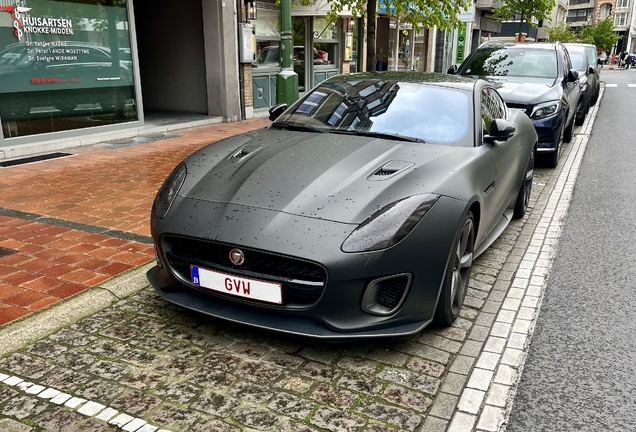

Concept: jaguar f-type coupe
[[147, 72, 537, 339]]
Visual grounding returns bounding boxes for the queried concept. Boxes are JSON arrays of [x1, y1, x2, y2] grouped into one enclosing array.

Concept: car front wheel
[[434, 211, 475, 326], [513, 148, 534, 218]]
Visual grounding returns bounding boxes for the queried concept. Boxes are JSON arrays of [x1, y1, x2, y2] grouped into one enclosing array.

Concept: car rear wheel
[[434, 211, 475, 326], [513, 148, 534, 219], [575, 100, 588, 126], [591, 87, 599, 106]]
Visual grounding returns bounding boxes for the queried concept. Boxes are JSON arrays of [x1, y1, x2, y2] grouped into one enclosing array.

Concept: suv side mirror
[[567, 68, 579, 82], [588, 66, 596, 75], [484, 119, 516, 142], [268, 103, 288, 121], [447, 65, 458, 75]]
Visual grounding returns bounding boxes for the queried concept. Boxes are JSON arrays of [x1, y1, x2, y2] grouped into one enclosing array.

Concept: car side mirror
[[567, 68, 579, 82], [485, 119, 516, 142], [447, 65, 458, 75], [268, 103, 288, 121], [588, 66, 595, 75]]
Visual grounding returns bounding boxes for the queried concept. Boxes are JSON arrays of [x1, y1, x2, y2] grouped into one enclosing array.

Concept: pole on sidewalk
[[276, 0, 299, 106]]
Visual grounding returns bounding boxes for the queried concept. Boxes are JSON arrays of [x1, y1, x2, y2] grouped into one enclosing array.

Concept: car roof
[[326, 72, 477, 91], [564, 43, 596, 49], [478, 41, 558, 51]]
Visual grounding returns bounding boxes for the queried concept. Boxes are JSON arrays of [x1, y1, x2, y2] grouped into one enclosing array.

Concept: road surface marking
[[605, 84, 618, 87], [628, 84, 636, 87]]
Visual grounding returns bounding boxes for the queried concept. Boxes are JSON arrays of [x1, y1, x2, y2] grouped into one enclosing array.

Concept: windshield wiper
[[271, 122, 325, 133], [328, 129, 425, 143]]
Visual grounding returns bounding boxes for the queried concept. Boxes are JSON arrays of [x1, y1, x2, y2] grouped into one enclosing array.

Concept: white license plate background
[[191, 265, 282, 304]]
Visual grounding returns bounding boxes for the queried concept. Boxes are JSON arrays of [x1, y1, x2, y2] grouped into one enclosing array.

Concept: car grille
[[376, 276, 409, 310], [506, 103, 529, 114], [161, 235, 326, 306]]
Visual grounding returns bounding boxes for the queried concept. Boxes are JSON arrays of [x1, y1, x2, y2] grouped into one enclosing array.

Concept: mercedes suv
[[449, 41, 581, 168]]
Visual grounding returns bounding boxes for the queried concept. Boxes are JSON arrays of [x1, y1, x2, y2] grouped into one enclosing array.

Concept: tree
[[545, 23, 578, 43], [296, 0, 471, 73], [492, 0, 556, 40], [579, 18, 622, 52]]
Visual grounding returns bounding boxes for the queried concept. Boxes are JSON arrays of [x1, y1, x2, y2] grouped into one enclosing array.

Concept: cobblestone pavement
[[0, 97, 601, 431]]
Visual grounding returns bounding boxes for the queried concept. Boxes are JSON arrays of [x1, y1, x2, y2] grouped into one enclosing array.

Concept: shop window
[[313, 17, 338, 67], [0, 0, 138, 139], [254, 7, 281, 69]]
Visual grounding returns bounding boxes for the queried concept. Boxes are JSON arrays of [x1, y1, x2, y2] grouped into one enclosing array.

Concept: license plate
[[190, 265, 282, 304]]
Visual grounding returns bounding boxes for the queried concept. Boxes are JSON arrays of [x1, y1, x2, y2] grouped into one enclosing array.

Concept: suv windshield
[[460, 46, 558, 78], [272, 80, 471, 144]]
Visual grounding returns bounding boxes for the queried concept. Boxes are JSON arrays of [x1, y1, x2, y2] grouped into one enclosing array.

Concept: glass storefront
[[0, 0, 137, 138]]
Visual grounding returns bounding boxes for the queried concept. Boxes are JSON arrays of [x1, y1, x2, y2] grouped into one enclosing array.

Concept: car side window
[[488, 88, 507, 121], [480, 88, 494, 139], [563, 48, 573, 76]]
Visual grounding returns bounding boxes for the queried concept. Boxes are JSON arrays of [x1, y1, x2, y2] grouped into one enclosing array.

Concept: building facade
[[0, 0, 240, 148]]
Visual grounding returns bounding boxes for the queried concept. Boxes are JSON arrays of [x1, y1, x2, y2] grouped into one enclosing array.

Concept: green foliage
[[545, 23, 578, 43], [579, 18, 622, 51], [293, 0, 471, 33], [493, 0, 556, 29]]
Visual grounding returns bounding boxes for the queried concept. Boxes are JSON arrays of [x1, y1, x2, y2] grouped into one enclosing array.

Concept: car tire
[[433, 211, 475, 326], [591, 87, 599, 106], [563, 114, 574, 143], [575, 101, 587, 126], [513, 148, 534, 219]]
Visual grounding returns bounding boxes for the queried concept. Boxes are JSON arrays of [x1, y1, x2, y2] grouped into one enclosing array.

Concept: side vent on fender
[[367, 160, 415, 181]]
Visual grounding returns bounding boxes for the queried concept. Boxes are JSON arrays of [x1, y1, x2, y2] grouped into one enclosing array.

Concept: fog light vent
[[361, 273, 412, 316], [377, 276, 409, 309]]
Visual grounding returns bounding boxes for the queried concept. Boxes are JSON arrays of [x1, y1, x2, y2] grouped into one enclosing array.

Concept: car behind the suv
[[449, 41, 581, 168]]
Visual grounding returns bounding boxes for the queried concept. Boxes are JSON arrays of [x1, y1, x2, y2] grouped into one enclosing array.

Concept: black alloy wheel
[[514, 148, 534, 219], [434, 211, 475, 326]]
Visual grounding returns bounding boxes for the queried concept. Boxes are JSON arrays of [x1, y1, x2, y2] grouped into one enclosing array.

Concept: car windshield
[[569, 51, 586, 72], [461, 46, 558, 78], [272, 80, 471, 144]]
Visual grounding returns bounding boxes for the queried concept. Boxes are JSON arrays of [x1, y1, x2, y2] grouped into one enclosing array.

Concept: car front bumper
[[148, 195, 466, 339]]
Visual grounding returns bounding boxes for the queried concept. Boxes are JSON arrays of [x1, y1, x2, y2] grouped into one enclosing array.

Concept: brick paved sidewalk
[[0, 119, 270, 325]]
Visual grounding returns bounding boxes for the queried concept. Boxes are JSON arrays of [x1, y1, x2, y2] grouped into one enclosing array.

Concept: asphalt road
[[508, 70, 636, 431]]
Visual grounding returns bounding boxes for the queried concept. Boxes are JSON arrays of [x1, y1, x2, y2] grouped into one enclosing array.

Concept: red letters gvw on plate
[[190, 265, 282, 304]]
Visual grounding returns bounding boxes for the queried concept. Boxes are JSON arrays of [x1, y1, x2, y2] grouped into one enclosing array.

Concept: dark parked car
[[449, 41, 581, 168], [148, 72, 537, 339], [565, 43, 601, 108], [563, 44, 599, 125]]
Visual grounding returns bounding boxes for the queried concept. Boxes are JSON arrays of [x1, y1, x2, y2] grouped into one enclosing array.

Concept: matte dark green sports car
[[147, 72, 537, 339]]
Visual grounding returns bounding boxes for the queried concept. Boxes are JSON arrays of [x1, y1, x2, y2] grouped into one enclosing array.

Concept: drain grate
[[0, 152, 73, 168], [0, 247, 18, 258]]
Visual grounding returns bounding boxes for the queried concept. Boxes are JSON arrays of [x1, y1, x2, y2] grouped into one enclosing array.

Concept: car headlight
[[341, 194, 440, 253], [153, 162, 187, 219], [530, 100, 561, 120]]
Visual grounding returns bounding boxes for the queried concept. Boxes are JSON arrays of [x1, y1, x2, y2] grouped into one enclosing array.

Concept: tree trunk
[[518, 12, 525, 41], [366, 0, 377, 72]]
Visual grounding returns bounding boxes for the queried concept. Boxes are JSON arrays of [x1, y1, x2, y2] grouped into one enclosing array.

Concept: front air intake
[[361, 273, 412, 316]]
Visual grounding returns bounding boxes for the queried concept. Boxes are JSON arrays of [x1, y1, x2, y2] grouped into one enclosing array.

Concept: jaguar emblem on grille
[[229, 249, 245, 266]]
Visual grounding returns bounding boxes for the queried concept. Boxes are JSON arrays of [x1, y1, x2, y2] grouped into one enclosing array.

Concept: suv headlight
[[153, 162, 187, 219], [530, 100, 561, 120], [342, 194, 440, 253]]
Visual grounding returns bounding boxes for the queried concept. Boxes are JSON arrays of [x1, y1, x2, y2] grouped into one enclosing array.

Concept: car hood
[[483, 77, 561, 106], [179, 129, 476, 224]]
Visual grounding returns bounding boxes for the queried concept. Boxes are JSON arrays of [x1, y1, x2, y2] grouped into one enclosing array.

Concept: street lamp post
[[276, 0, 299, 105]]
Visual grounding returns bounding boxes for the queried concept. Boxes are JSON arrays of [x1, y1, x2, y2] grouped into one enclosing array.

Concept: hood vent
[[229, 145, 263, 163], [367, 160, 414, 181]]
